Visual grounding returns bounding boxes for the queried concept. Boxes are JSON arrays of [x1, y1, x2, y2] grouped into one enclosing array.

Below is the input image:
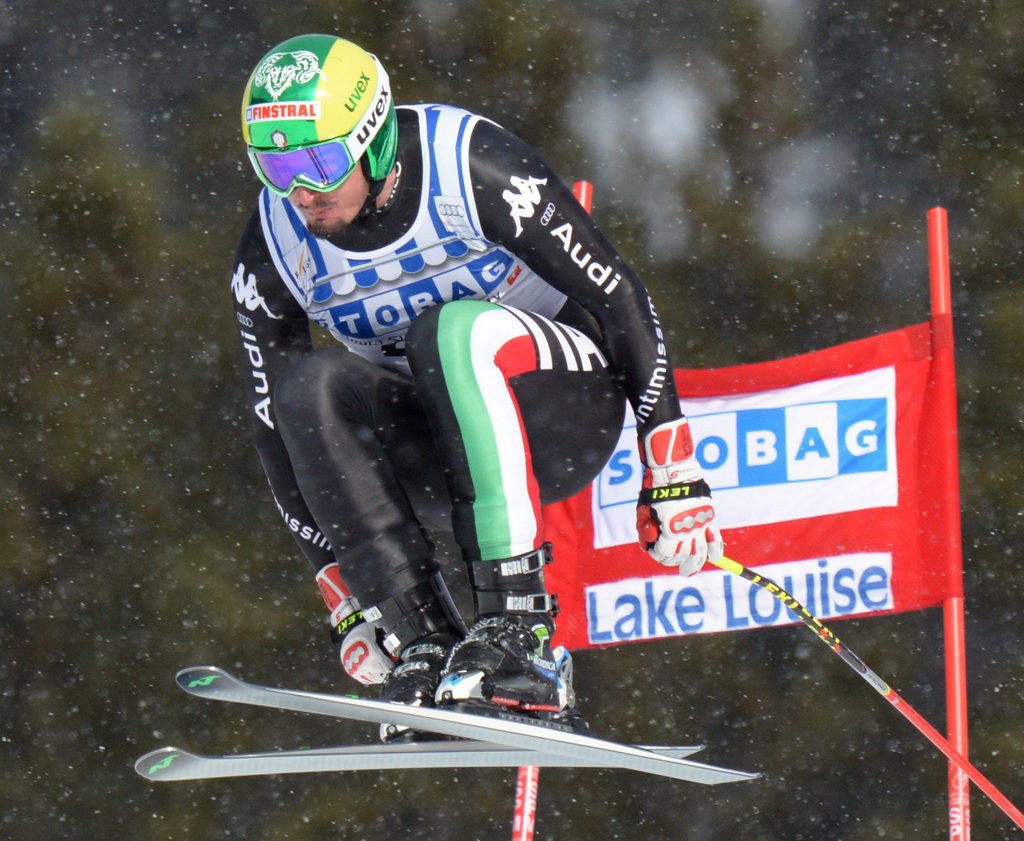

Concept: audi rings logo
[[434, 198, 466, 218]]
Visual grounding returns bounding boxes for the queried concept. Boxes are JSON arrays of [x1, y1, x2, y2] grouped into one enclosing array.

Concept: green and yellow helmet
[[241, 34, 398, 196]]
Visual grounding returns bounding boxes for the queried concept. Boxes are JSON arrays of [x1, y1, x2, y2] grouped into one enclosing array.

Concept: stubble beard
[[306, 218, 348, 239]]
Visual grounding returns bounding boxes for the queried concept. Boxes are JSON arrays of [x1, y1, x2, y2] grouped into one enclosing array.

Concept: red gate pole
[[927, 207, 970, 840], [511, 763, 541, 841]]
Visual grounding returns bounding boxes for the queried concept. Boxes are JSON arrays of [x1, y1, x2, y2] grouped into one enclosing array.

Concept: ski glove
[[317, 563, 395, 686], [636, 417, 724, 576]]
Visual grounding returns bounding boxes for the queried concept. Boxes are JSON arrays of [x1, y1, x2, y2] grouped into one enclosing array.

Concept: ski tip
[[672, 763, 761, 785], [717, 768, 762, 784], [175, 666, 235, 695], [135, 746, 195, 782]]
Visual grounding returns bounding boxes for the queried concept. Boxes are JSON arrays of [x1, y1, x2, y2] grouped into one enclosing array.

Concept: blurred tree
[[3, 0, 1024, 838]]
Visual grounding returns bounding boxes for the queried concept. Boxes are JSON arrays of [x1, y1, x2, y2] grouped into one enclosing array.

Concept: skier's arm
[[231, 209, 334, 573], [468, 123, 723, 574], [468, 120, 678, 433]]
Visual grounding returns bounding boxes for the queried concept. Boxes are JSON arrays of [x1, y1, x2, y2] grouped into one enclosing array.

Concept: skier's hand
[[635, 417, 724, 576], [335, 618, 395, 686], [317, 563, 395, 686]]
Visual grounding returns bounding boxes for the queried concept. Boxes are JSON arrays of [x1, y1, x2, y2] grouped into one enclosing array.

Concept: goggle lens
[[248, 140, 358, 196]]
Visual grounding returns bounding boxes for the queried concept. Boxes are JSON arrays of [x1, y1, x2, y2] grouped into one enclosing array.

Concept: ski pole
[[710, 555, 1024, 832]]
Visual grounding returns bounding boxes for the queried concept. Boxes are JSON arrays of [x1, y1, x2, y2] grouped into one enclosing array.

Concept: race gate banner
[[542, 321, 962, 651]]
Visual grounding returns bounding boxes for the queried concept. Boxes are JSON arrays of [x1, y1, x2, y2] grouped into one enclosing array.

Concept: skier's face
[[287, 164, 371, 238]]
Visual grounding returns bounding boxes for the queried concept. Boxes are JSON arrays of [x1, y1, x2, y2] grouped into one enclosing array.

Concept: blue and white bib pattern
[[259, 104, 566, 369]]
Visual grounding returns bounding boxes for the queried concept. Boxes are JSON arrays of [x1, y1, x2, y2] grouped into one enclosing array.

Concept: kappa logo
[[232, 263, 281, 319], [253, 50, 323, 101], [503, 175, 547, 237]]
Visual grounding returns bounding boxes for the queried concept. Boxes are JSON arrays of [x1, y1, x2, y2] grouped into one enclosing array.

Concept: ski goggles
[[247, 137, 361, 197]]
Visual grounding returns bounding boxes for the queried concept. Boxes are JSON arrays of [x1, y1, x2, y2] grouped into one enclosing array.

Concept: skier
[[232, 33, 724, 737]]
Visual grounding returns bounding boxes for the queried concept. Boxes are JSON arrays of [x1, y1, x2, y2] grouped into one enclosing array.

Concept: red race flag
[[545, 321, 960, 650]]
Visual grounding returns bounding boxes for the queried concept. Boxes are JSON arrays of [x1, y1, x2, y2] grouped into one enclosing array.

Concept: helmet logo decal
[[344, 73, 373, 112], [271, 130, 288, 148], [353, 87, 391, 147], [253, 50, 323, 101], [246, 100, 321, 124]]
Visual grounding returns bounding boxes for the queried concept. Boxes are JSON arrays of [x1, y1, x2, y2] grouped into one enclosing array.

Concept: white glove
[[316, 563, 395, 686], [636, 417, 724, 576]]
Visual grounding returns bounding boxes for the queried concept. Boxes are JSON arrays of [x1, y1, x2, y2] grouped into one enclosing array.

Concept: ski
[[136, 741, 704, 782], [152, 666, 759, 785]]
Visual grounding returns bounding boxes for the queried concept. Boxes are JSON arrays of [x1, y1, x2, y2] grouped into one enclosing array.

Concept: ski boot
[[378, 631, 460, 742], [359, 573, 467, 743], [434, 544, 588, 733]]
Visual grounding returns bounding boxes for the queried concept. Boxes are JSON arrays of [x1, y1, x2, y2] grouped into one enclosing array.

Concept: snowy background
[[4, 1, 1024, 839]]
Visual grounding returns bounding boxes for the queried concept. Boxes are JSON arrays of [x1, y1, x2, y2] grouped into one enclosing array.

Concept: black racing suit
[[230, 105, 683, 623]]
